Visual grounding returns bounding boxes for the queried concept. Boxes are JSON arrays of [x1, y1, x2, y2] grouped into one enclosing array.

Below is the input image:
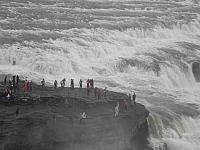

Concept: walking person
[[122, 99, 128, 112], [79, 112, 87, 124], [54, 80, 58, 89], [15, 108, 19, 118], [79, 79, 82, 88]]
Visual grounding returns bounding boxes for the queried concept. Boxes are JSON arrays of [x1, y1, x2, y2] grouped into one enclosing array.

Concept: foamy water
[[0, 0, 200, 149]]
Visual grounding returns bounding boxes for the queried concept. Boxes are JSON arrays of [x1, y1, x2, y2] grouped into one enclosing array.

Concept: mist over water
[[0, 0, 200, 149]]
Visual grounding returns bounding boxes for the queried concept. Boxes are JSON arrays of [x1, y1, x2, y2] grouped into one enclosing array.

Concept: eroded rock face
[[1, 99, 149, 150]]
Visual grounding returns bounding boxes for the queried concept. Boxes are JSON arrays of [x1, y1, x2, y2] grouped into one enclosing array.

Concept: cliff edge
[[0, 80, 149, 150]]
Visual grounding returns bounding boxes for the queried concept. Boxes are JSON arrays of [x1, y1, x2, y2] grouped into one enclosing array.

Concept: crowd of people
[[52, 78, 93, 90], [2, 75, 20, 100], [41, 78, 107, 100], [40, 77, 136, 119], [1, 75, 35, 101], [1, 75, 137, 125], [2, 75, 137, 106]]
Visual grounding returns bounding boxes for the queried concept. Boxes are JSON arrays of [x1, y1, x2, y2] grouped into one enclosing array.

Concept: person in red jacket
[[122, 99, 128, 112]]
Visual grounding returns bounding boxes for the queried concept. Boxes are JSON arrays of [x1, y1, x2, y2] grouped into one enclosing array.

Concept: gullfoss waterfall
[[0, 0, 200, 149]]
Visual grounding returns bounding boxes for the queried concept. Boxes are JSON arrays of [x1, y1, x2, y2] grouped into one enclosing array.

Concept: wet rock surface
[[0, 81, 149, 150]]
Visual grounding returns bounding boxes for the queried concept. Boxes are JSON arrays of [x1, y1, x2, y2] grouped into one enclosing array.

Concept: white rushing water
[[0, 0, 200, 149]]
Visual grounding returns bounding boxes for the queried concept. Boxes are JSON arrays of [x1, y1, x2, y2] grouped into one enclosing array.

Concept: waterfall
[[0, 0, 200, 149]]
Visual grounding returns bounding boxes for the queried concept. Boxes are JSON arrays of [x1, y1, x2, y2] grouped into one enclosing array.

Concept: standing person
[[72, 79, 74, 88], [16, 75, 19, 84], [25, 80, 29, 91], [79, 79, 82, 88], [94, 87, 97, 97], [133, 92, 136, 104], [104, 87, 107, 97], [70, 79, 72, 88], [88, 79, 91, 88], [92, 79, 94, 88], [12, 76, 16, 93], [97, 88, 101, 100], [41, 78, 45, 87], [131, 91, 134, 105], [8, 79, 12, 91], [29, 81, 33, 92], [71, 79, 74, 89], [114, 102, 119, 117], [4, 75, 7, 87], [54, 80, 58, 89], [16, 75, 19, 91], [90, 79, 94, 88], [86, 79, 90, 89], [22, 81, 28, 93]]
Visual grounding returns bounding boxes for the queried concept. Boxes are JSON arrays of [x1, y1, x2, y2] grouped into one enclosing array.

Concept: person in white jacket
[[80, 112, 87, 124], [114, 102, 119, 117]]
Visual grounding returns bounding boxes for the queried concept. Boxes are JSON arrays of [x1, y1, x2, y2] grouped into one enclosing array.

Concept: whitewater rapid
[[0, 0, 200, 150]]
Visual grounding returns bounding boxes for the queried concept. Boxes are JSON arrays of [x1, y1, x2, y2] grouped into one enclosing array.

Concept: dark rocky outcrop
[[0, 80, 149, 150]]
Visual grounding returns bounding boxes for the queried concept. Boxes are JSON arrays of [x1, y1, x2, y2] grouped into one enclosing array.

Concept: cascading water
[[0, 0, 200, 149]]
